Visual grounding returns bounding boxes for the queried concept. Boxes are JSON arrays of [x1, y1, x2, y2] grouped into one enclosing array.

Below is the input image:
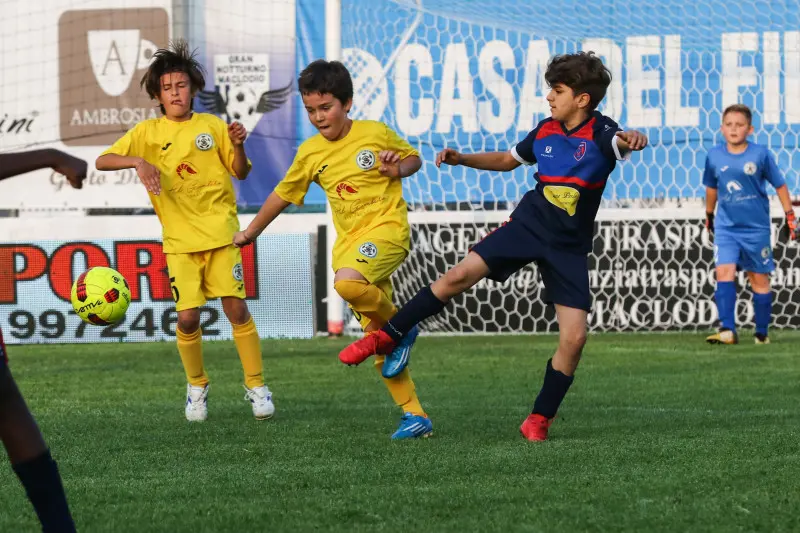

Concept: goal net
[[339, 0, 800, 333]]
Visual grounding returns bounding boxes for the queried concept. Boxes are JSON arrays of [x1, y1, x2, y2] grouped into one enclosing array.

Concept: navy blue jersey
[[510, 111, 626, 253], [702, 143, 785, 233]]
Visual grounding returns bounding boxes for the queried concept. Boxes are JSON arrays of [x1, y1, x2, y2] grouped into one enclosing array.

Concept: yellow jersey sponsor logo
[[543, 185, 580, 216]]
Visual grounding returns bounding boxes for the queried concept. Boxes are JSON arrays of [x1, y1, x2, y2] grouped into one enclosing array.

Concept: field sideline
[[1, 332, 799, 532]]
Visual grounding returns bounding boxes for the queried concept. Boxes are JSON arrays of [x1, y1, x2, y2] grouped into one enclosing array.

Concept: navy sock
[[715, 281, 737, 332], [753, 292, 772, 336], [532, 359, 574, 419], [382, 286, 446, 342], [13, 450, 75, 533]]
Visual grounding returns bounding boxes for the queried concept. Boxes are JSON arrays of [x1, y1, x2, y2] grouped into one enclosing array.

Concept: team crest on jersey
[[232, 263, 244, 281], [761, 246, 770, 259], [543, 185, 580, 216], [359, 242, 378, 258], [744, 162, 757, 175], [356, 150, 376, 170], [195, 133, 214, 151], [574, 141, 587, 161]]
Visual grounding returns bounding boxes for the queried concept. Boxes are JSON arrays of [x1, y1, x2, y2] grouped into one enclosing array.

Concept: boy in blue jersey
[[703, 104, 798, 345], [339, 52, 648, 441]]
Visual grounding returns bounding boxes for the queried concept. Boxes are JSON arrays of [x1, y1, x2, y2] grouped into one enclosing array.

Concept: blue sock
[[382, 286, 446, 342], [753, 292, 772, 336], [715, 281, 737, 332], [13, 450, 75, 533], [532, 359, 574, 418]]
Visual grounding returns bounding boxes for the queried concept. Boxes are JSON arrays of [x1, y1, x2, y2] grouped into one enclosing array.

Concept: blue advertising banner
[[337, 0, 800, 205]]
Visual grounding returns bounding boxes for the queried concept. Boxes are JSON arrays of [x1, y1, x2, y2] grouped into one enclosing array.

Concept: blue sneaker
[[381, 325, 418, 379], [391, 413, 433, 440]]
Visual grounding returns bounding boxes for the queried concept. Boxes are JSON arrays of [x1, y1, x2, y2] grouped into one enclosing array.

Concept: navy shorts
[[471, 218, 591, 311]]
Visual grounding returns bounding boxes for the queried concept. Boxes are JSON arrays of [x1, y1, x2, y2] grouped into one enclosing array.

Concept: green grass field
[[1, 332, 799, 532]]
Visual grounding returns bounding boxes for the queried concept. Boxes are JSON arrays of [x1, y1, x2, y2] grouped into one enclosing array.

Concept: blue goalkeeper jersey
[[702, 143, 785, 233], [510, 111, 627, 254]]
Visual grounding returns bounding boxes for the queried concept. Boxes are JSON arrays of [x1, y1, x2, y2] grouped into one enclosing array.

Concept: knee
[[559, 330, 587, 356], [223, 298, 250, 325], [334, 279, 369, 304], [177, 310, 201, 333]]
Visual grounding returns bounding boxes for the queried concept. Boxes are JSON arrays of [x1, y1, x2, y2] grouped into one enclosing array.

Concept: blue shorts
[[471, 218, 591, 311], [714, 230, 774, 273]]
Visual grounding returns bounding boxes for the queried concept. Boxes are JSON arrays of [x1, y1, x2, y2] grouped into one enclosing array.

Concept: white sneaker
[[185, 384, 209, 422], [244, 385, 275, 420]]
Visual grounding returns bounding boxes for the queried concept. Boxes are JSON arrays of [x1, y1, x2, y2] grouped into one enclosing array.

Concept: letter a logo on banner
[[87, 30, 158, 97], [58, 8, 169, 146]]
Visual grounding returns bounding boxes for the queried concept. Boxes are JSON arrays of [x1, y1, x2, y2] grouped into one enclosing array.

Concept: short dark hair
[[722, 104, 753, 125], [297, 60, 353, 105], [140, 39, 206, 115], [544, 52, 612, 110]]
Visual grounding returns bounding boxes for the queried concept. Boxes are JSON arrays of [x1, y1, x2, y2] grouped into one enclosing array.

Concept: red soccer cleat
[[339, 330, 397, 366], [520, 413, 552, 441]]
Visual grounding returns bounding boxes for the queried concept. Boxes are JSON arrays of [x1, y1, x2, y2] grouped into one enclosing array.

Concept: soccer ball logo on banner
[[197, 54, 293, 130]]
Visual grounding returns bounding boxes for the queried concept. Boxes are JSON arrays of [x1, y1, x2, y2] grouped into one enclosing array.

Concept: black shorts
[[470, 218, 591, 311]]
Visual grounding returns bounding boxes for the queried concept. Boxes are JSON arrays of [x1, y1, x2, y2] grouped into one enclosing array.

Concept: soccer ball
[[70, 267, 131, 325]]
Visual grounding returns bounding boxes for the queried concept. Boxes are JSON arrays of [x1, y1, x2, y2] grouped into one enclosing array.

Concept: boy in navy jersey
[[703, 104, 798, 345], [339, 51, 648, 441]]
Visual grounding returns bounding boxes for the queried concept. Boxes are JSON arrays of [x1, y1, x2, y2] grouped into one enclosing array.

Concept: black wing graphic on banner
[[255, 82, 294, 113], [196, 87, 228, 116]]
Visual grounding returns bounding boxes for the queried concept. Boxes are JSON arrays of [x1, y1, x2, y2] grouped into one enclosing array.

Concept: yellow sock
[[176, 328, 208, 387], [334, 279, 397, 331], [375, 355, 426, 417], [232, 317, 264, 390]]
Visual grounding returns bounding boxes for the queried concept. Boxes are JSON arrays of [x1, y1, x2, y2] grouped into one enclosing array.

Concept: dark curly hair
[[140, 39, 206, 115], [545, 52, 612, 110], [297, 59, 353, 106]]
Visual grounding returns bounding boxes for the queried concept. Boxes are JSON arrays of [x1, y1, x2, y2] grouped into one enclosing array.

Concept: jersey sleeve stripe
[[510, 146, 533, 166], [611, 135, 632, 161]]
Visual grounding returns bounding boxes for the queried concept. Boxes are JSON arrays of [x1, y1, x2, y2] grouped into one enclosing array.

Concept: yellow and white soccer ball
[[70, 267, 131, 325]]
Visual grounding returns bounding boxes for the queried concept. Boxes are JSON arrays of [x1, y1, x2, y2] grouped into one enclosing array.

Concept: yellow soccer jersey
[[102, 113, 250, 253], [274, 120, 418, 257]]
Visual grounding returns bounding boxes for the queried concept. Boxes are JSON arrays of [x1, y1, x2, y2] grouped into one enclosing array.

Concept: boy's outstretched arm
[[0, 149, 87, 188], [436, 148, 521, 171], [233, 191, 292, 247], [96, 153, 162, 195], [614, 130, 648, 153]]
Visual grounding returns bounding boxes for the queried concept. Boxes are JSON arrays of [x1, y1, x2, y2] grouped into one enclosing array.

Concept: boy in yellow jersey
[[96, 41, 273, 422], [233, 59, 431, 439]]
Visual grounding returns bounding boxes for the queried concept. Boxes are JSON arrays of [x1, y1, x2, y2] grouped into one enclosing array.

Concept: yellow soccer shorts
[[165, 244, 246, 312], [333, 238, 408, 330]]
